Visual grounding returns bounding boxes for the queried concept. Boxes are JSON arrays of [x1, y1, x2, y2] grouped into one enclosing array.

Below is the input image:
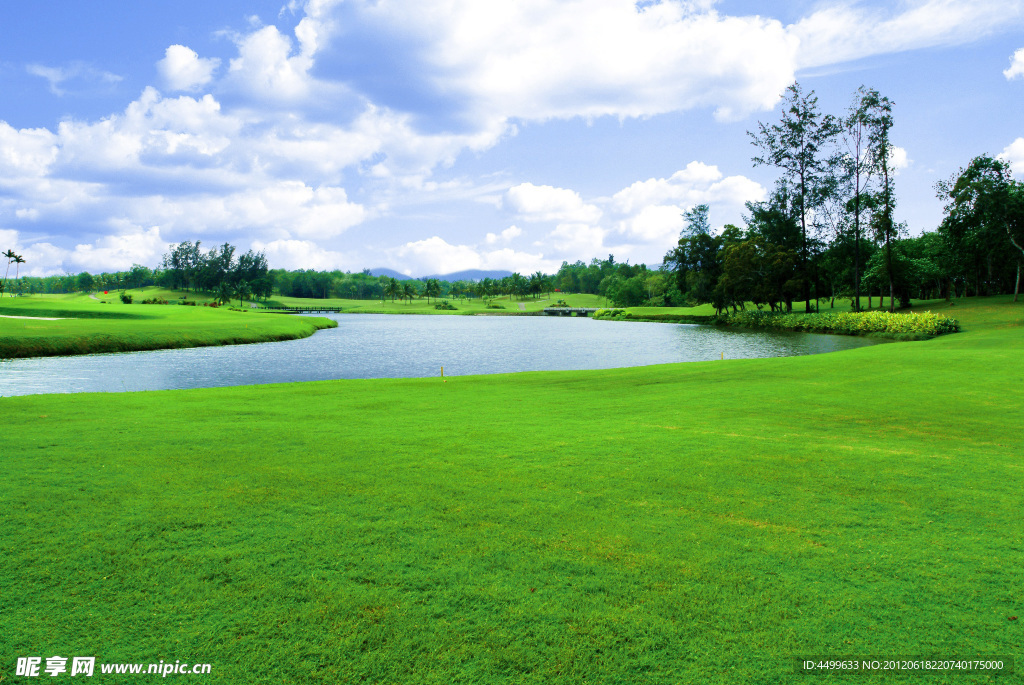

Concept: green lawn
[[0, 295, 335, 358], [265, 291, 607, 314], [1, 297, 1021, 683]]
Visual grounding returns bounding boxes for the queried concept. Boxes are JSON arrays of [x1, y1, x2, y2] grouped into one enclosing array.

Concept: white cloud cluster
[[0, 226, 168, 277], [157, 45, 220, 92], [485, 226, 522, 244], [610, 161, 765, 244], [1006, 47, 1024, 79], [485, 162, 766, 270], [792, 0, 1024, 69], [889, 146, 911, 173], [504, 183, 602, 223], [388, 236, 557, 275], [345, 0, 797, 122], [251, 238, 352, 271], [998, 138, 1024, 176]]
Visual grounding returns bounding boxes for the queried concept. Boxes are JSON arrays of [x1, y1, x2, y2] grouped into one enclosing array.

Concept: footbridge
[[542, 307, 601, 317]]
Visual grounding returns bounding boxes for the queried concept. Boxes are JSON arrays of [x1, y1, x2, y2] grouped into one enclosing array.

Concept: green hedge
[[716, 310, 960, 337], [593, 309, 715, 324]]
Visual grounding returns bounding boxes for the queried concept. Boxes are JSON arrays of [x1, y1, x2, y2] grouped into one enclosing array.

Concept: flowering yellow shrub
[[719, 310, 960, 336]]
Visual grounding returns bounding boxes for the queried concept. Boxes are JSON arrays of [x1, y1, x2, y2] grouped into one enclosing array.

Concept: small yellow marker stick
[[721, 351, 724, 360]]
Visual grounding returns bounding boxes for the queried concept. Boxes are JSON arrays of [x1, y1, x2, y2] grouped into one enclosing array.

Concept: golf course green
[[0, 293, 336, 359], [1, 296, 1021, 683]]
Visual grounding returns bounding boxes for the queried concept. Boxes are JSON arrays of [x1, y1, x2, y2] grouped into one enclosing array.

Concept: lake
[[0, 313, 882, 396]]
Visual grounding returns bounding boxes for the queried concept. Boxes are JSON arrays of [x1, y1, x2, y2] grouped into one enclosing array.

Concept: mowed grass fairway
[[2, 298, 1021, 683], [0, 294, 336, 358], [265, 292, 607, 314]]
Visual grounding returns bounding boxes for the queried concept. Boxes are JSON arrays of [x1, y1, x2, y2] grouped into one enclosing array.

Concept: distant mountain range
[[365, 268, 414, 281], [367, 268, 515, 282]]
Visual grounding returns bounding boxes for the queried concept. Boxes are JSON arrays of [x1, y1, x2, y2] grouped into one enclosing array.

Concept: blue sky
[[2, 0, 1023, 277]]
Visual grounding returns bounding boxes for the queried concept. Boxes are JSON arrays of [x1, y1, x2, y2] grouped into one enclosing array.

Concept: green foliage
[[119, 292, 133, 304], [486, 302, 505, 309], [717, 309, 960, 337], [141, 297, 169, 304], [434, 300, 457, 310]]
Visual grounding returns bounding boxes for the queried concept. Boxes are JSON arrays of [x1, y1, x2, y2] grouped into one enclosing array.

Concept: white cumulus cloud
[[998, 138, 1024, 176], [505, 183, 602, 223], [157, 45, 220, 92], [1005, 47, 1024, 79], [251, 238, 352, 271], [485, 225, 522, 244], [389, 235, 556, 275], [67, 227, 167, 273]]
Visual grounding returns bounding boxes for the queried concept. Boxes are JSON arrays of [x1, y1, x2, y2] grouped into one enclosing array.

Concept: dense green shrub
[[486, 303, 505, 309], [119, 292, 133, 304], [141, 297, 169, 305], [434, 300, 457, 310], [716, 310, 960, 337]]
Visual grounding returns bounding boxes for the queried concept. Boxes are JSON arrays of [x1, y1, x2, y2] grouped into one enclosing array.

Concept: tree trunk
[[1015, 261, 1021, 303]]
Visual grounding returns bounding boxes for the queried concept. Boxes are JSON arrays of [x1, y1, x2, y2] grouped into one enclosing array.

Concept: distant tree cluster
[[553, 256, 669, 307], [273, 269, 557, 303], [161, 241, 272, 304]]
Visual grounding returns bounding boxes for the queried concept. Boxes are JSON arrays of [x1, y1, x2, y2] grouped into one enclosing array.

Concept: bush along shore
[[596, 308, 960, 339]]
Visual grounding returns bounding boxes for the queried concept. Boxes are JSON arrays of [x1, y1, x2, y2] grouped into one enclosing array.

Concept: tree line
[[161, 241, 272, 303], [275, 269, 558, 302], [661, 82, 1024, 314], [7, 83, 1021, 310]]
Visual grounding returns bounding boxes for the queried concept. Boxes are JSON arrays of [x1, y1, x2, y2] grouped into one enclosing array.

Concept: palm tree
[[402, 281, 416, 304], [13, 255, 25, 295], [216, 281, 233, 305], [3, 249, 15, 296], [384, 277, 400, 303], [510, 272, 528, 300], [236, 280, 251, 307], [424, 278, 441, 303]]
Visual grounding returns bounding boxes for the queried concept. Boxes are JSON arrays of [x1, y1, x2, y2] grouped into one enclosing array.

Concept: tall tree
[[384, 277, 401, 303], [13, 254, 25, 294], [864, 90, 899, 311], [2, 249, 15, 296], [836, 86, 881, 310], [937, 155, 1024, 300], [749, 82, 838, 312]]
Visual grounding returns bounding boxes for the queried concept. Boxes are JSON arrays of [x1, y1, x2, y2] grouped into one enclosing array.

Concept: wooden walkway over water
[[542, 307, 601, 317]]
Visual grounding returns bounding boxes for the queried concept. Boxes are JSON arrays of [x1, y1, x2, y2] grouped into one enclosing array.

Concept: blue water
[[0, 313, 881, 396]]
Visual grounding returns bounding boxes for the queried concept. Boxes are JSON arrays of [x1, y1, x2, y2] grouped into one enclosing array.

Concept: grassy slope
[[266, 292, 607, 314], [0, 295, 336, 358], [1, 297, 1021, 683]]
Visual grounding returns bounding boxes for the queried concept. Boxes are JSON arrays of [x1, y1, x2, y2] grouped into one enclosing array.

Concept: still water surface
[[0, 313, 881, 396]]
